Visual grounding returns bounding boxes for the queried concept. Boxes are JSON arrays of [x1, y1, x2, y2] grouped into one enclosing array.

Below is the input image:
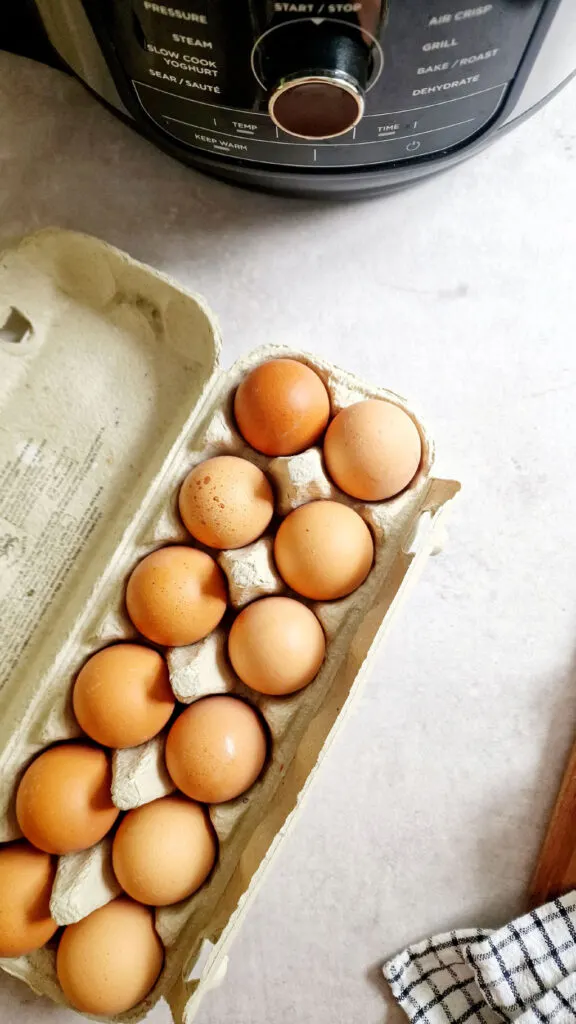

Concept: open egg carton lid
[[0, 228, 460, 1022]]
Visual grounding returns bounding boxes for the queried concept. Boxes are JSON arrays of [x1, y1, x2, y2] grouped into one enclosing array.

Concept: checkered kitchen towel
[[384, 892, 576, 1023]]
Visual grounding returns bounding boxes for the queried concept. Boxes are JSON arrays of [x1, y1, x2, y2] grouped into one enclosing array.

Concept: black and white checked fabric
[[383, 893, 576, 1024]]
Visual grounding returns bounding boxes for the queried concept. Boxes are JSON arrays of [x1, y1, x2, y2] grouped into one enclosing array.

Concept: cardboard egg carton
[[0, 229, 459, 1022]]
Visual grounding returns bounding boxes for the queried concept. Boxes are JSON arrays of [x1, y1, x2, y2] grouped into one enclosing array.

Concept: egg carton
[[0, 229, 460, 1023]]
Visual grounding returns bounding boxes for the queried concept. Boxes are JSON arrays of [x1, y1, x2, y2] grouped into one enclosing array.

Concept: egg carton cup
[[50, 837, 122, 927], [112, 731, 175, 811], [0, 229, 460, 1023]]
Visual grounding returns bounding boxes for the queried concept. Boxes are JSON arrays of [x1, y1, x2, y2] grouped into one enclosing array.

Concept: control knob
[[260, 23, 372, 140]]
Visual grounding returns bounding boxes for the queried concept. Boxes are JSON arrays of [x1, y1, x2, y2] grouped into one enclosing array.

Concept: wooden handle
[[529, 739, 576, 907]]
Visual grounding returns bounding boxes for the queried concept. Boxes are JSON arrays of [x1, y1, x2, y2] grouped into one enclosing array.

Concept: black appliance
[[4, 1, 576, 197]]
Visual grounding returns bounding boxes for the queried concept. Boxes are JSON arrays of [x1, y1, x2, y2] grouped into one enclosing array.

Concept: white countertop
[[2, 49, 576, 1024]]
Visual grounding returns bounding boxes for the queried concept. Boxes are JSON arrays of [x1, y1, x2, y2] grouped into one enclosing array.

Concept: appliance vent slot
[[132, 10, 148, 50]]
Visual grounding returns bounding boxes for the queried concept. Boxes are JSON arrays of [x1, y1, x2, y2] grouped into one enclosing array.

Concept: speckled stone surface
[[1, 50, 576, 1024]]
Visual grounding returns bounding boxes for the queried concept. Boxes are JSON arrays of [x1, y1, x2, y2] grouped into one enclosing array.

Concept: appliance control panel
[[99, 0, 548, 168]]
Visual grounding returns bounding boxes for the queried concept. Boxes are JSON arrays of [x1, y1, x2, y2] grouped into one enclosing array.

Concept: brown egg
[[166, 696, 267, 804], [126, 546, 227, 647], [112, 795, 217, 907], [324, 399, 422, 501], [57, 897, 164, 1015], [16, 743, 119, 855], [274, 500, 373, 600], [179, 456, 274, 549], [229, 597, 325, 696], [234, 358, 330, 456], [0, 842, 58, 957], [73, 644, 175, 749]]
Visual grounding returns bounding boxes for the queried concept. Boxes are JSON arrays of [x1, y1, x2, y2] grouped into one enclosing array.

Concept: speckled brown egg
[[165, 696, 267, 804], [274, 500, 374, 600], [229, 596, 325, 696], [179, 456, 274, 549], [126, 546, 227, 646], [57, 898, 164, 1015], [234, 359, 330, 456], [73, 643, 175, 749], [324, 399, 422, 501], [112, 795, 217, 906], [16, 743, 119, 855], [0, 842, 58, 957]]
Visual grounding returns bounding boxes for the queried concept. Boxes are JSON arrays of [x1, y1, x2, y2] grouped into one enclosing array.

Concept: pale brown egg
[[73, 644, 175, 749], [166, 696, 267, 804], [126, 546, 227, 647], [0, 842, 58, 957], [234, 358, 330, 456], [112, 795, 217, 907], [57, 897, 164, 1015], [274, 500, 374, 600], [16, 743, 119, 855], [324, 399, 422, 501], [179, 456, 274, 549], [229, 596, 325, 696]]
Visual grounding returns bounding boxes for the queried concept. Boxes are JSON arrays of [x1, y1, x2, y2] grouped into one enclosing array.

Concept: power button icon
[[406, 139, 421, 152]]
